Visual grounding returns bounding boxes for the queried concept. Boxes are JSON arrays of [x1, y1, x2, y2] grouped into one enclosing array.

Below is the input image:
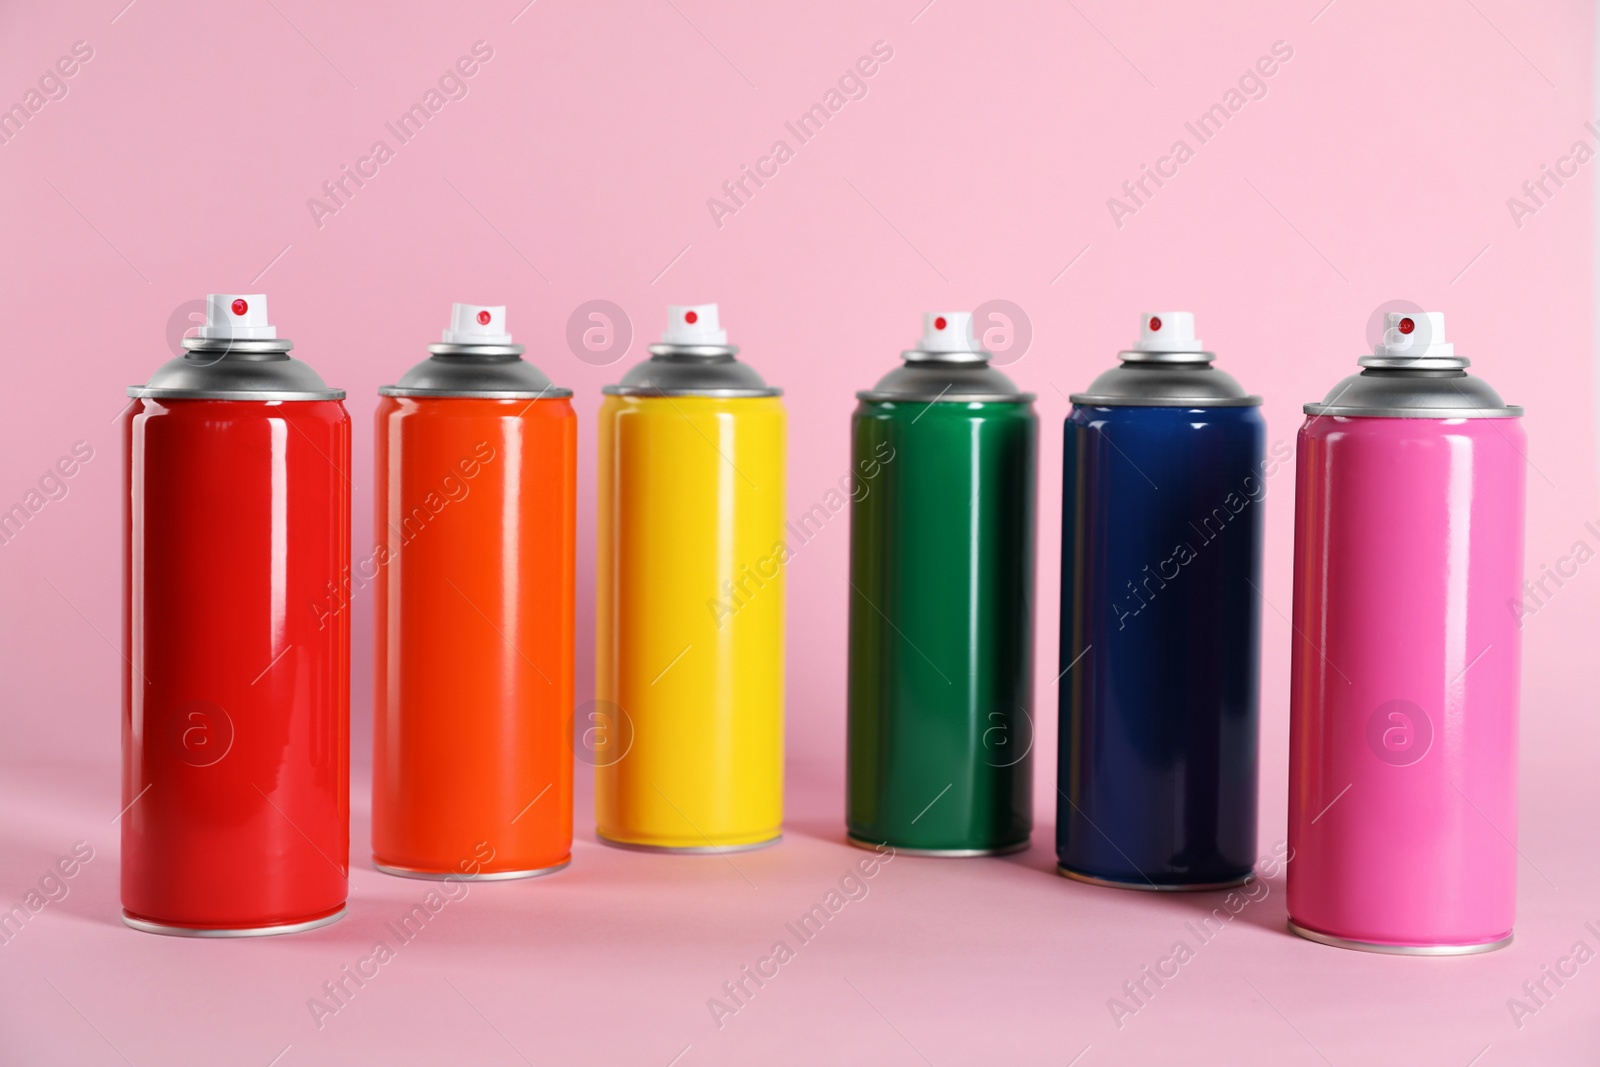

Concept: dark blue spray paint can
[[1057, 312, 1269, 890]]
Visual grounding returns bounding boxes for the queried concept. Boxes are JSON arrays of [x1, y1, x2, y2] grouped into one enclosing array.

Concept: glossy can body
[[595, 395, 785, 849], [372, 396, 576, 878], [1057, 405, 1264, 887], [847, 400, 1037, 852], [122, 398, 350, 933], [1288, 416, 1525, 950]]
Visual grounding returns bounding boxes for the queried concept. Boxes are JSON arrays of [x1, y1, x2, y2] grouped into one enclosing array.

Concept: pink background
[[2, 0, 1597, 1063]]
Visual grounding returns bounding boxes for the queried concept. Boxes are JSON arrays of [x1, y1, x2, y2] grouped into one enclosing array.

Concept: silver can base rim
[[373, 859, 570, 882], [1301, 404, 1523, 419], [849, 835, 1029, 857], [377, 387, 574, 400], [126, 387, 346, 401], [596, 832, 781, 855], [1057, 865, 1254, 892], [1071, 395, 1263, 408], [1288, 919, 1513, 955], [855, 390, 1037, 404], [601, 386, 783, 398], [122, 906, 346, 938]]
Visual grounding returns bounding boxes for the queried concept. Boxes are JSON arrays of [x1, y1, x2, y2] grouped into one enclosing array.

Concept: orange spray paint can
[[373, 303, 576, 879]]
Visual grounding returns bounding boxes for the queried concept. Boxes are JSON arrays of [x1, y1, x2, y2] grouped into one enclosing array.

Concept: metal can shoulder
[[1303, 362, 1522, 419], [1306, 314, 1522, 418], [857, 354, 1033, 403], [128, 339, 345, 401], [604, 344, 781, 398], [1070, 353, 1260, 408], [379, 343, 572, 399]]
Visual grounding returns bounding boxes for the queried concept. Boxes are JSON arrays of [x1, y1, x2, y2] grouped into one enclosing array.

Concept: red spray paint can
[[122, 293, 350, 936]]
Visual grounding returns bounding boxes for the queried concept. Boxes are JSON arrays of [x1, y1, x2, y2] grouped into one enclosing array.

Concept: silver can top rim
[[1302, 403, 1525, 418], [1071, 394, 1262, 407], [602, 386, 783, 398], [126, 387, 347, 401], [856, 390, 1036, 403], [1114, 348, 1215, 365], [646, 343, 740, 358], [379, 387, 574, 399], [426, 342, 527, 357], [182, 337, 295, 354], [899, 348, 991, 364]]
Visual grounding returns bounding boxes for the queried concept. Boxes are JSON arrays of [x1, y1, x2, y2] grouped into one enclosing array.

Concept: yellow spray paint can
[[594, 303, 786, 852]]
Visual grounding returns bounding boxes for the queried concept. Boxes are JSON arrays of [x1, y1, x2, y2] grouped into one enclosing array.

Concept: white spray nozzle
[[1375, 311, 1453, 359], [919, 311, 978, 352], [662, 304, 728, 345], [1133, 311, 1201, 353], [442, 303, 513, 345], [197, 294, 276, 340]]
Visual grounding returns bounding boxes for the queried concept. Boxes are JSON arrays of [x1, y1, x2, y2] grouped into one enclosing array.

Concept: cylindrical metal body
[[373, 337, 576, 879], [846, 350, 1037, 854], [1288, 313, 1524, 953], [1058, 407, 1265, 887], [594, 341, 786, 851], [122, 330, 350, 936], [1057, 337, 1264, 890]]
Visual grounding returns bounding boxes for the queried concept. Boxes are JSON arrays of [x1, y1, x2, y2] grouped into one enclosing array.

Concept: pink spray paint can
[[1287, 311, 1525, 954]]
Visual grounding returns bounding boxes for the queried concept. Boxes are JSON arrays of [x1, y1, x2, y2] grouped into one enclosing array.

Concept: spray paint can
[[594, 304, 785, 852], [1056, 312, 1264, 889], [1288, 311, 1524, 953], [122, 294, 349, 936], [846, 312, 1037, 855], [372, 304, 576, 880]]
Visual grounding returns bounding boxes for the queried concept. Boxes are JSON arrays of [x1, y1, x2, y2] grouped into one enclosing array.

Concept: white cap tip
[[663, 304, 727, 345], [442, 303, 512, 345], [197, 294, 275, 340], [919, 311, 978, 352], [1375, 311, 1452, 358], [1133, 311, 1201, 353]]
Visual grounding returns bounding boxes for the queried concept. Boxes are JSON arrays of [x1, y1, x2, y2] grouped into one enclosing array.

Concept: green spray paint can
[[846, 311, 1038, 855]]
